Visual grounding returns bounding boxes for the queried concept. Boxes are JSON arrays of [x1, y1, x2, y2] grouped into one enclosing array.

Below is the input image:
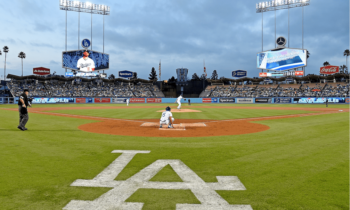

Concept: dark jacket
[[18, 93, 29, 106]]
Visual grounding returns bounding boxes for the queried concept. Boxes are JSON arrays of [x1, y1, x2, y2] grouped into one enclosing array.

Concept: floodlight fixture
[[256, 0, 309, 13], [59, 0, 110, 15]]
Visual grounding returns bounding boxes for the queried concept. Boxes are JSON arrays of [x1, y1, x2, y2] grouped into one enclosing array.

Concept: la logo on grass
[[63, 150, 252, 210]]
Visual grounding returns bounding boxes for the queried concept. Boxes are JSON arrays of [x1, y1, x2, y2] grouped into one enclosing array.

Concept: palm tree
[[3, 46, 9, 79], [18, 52, 26, 77], [344, 49, 349, 69], [323, 61, 330, 66], [339, 65, 348, 74]]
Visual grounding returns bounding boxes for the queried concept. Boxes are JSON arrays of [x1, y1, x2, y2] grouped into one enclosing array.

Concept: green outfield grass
[[0, 104, 348, 210], [45, 106, 315, 120]]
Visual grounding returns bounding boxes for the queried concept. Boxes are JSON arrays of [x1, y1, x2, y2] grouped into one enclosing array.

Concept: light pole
[[256, 0, 310, 49], [59, 0, 110, 67], [3, 46, 9, 80], [0, 50, 2, 80], [18, 52, 26, 77]]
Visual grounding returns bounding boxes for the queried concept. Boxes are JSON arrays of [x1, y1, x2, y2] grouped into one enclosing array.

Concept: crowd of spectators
[[206, 82, 349, 98], [7, 80, 162, 98]]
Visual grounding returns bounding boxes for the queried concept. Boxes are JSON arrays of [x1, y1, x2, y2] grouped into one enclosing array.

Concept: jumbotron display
[[62, 50, 109, 72], [257, 48, 307, 71]]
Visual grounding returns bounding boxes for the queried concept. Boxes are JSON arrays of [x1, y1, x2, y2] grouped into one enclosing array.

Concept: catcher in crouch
[[160, 106, 175, 128]]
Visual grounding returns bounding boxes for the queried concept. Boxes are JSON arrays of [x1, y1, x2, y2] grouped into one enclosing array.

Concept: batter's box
[[159, 125, 186, 131], [180, 123, 206, 127]]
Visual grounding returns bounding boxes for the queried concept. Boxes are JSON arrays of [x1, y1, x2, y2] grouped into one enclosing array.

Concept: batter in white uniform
[[160, 106, 175, 128]]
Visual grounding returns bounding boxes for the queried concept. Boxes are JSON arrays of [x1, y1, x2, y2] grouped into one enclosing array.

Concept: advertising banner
[[202, 98, 212, 103], [255, 98, 272, 103], [112, 98, 127, 103], [236, 98, 254, 104], [257, 48, 307, 71], [87, 98, 93, 103], [294, 98, 346, 104], [119, 70, 133, 78], [76, 72, 98, 77], [274, 98, 292, 103], [346, 98, 350, 104], [259, 72, 267, 77], [33, 67, 50, 75], [94, 98, 111, 103], [101, 98, 111, 103], [219, 98, 235, 103], [212, 98, 218, 103], [32, 98, 74, 104], [65, 72, 74, 77], [295, 71, 304, 76], [147, 98, 162, 103], [76, 98, 86, 103], [320, 66, 339, 75], [232, 70, 247, 78], [130, 98, 145, 103]]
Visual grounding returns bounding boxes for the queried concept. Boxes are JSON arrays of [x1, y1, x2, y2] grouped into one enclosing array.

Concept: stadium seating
[[206, 83, 349, 97], [7, 80, 162, 98]]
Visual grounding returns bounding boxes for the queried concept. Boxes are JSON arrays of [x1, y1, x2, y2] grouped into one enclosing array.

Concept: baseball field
[[0, 103, 349, 210]]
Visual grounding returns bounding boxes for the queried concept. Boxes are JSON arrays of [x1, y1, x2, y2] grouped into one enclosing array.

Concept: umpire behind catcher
[[18, 89, 31, 131]]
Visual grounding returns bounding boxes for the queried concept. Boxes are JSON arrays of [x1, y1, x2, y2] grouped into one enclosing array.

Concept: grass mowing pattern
[[0, 104, 348, 210], [46, 107, 315, 120]]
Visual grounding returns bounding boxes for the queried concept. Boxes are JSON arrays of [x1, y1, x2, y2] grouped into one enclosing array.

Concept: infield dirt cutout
[[3, 105, 347, 137]]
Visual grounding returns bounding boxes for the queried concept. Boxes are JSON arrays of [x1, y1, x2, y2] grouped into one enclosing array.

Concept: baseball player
[[160, 106, 175, 128], [77, 51, 95, 72], [126, 98, 129, 106], [175, 94, 185, 110]]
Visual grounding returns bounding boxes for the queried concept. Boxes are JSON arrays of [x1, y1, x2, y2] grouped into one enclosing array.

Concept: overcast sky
[[0, 0, 348, 80]]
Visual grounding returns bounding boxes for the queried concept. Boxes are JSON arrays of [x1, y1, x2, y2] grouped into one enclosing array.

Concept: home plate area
[[141, 122, 206, 130], [156, 109, 202, 113]]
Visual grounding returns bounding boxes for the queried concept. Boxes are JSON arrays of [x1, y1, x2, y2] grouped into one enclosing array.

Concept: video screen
[[62, 50, 109, 72], [257, 48, 307, 71]]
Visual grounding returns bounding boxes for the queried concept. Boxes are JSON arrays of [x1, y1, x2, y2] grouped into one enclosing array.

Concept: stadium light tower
[[0, 50, 2, 80], [59, 0, 110, 54], [256, 0, 310, 50], [18, 52, 26, 77], [3, 46, 9, 80]]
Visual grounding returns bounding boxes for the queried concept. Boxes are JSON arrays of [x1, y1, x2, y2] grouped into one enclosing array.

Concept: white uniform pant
[[160, 118, 175, 125], [177, 102, 181, 109]]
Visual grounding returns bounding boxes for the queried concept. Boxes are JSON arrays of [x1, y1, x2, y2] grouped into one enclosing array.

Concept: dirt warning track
[[2, 105, 348, 137]]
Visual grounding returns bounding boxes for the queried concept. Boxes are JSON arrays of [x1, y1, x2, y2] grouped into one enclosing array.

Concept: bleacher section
[[204, 83, 349, 98], [7, 81, 162, 98]]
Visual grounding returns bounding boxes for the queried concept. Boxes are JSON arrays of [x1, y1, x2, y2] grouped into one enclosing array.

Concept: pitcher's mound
[[157, 109, 201, 113]]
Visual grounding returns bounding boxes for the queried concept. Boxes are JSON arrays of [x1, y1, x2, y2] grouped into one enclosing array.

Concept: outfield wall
[[1, 97, 349, 104]]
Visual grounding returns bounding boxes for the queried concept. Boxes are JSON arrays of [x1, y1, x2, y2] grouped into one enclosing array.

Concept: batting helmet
[[166, 106, 171, 111]]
